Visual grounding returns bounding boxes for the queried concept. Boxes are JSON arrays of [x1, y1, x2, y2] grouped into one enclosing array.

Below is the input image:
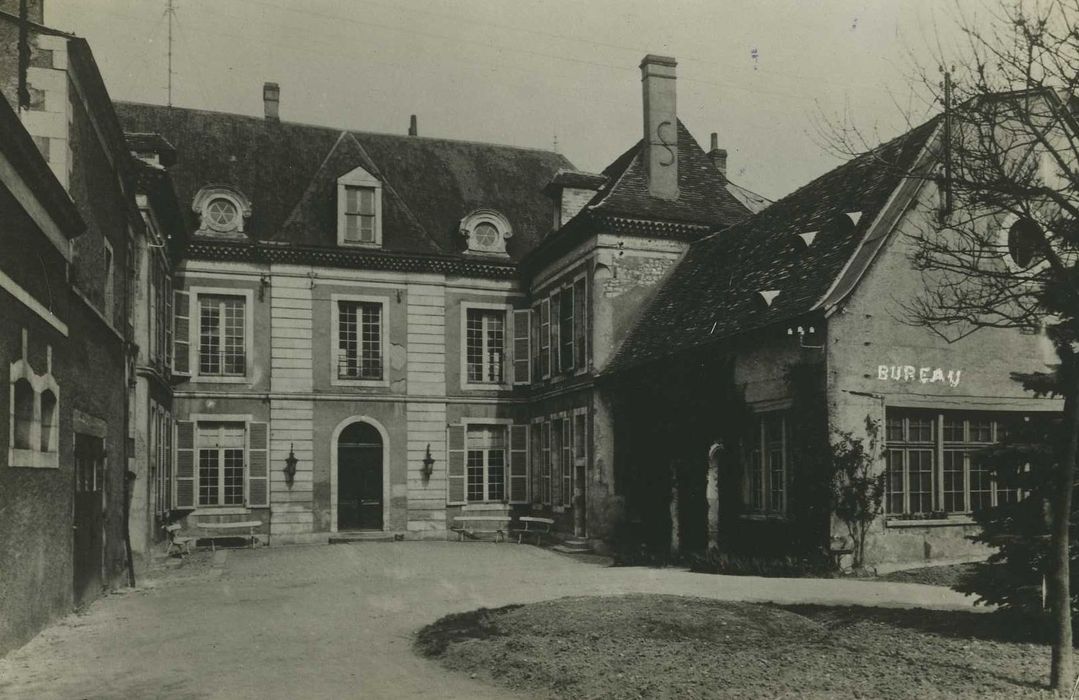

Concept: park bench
[[197, 520, 264, 551], [509, 516, 555, 545], [450, 515, 510, 542]]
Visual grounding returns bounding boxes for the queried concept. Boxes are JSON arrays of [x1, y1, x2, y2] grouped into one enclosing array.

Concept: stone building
[[114, 55, 752, 546], [604, 99, 1064, 566], [0, 3, 147, 652]]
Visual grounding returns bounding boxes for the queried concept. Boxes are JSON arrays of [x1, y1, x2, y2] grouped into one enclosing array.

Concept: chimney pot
[[409, 114, 417, 136], [640, 54, 678, 200], [263, 82, 280, 121], [710, 132, 718, 151]]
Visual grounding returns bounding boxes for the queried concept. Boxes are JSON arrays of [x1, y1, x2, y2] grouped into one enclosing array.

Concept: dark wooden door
[[73, 433, 104, 608], [337, 423, 383, 531]]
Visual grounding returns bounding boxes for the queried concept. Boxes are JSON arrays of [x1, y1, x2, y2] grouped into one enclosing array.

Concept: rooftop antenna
[[164, 0, 174, 107]]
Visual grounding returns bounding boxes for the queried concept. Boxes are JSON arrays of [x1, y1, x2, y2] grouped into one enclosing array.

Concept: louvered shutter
[[540, 299, 551, 378], [562, 418, 573, 505], [551, 418, 562, 507], [573, 277, 587, 369], [512, 309, 531, 385], [531, 423, 543, 504], [173, 290, 191, 376], [550, 291, 561, 374], [509, 424, 529, 503], [175, 421, 195, 509], [447, 424, 466, 505], [247, 421, 269, 507], [164, 276, 173, 373]]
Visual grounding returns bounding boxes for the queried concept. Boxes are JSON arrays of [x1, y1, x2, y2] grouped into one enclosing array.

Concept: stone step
[[328, 531, 402, 544]]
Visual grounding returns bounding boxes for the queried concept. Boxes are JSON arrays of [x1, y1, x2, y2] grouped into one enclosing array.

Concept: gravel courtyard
[[0, 542, 979, 699]]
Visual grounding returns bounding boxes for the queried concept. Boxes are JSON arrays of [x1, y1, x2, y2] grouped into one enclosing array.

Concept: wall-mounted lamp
[[284, 442, 298, 487], [422, 443, 435, 480]]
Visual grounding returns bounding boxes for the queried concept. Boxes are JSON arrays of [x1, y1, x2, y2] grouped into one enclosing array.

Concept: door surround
[[330, 416, 390, 533]]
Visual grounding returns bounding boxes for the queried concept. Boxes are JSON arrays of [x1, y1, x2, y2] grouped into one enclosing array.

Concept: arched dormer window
[[192, 185, 252, 238], [337, 165, 383, 247], [460, 209, 512, 256]]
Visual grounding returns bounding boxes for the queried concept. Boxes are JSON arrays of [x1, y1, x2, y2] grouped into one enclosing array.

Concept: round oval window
[[206, 198, 239, 231], [473, 222, 500, 248], [1007, 218, 1042, 269]]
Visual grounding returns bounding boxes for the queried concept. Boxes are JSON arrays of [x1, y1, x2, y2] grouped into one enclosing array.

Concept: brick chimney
[[641, 54, 678, 200], [0, 0, 44, 23], [709, 132, 728, 178], [408, 114, 417, 136], [263, 82, 280, 121]]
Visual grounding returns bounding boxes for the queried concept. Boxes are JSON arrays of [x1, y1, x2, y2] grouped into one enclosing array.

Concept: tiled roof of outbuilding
[[113, 102, 572, 263], [604, 117, 940, 375]]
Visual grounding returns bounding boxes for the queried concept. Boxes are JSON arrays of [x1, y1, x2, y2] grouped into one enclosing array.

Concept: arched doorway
[[337, 421, 384, 531]]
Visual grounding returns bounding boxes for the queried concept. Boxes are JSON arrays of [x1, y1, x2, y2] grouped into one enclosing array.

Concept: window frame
[[330, 294, 390, 387], [103, 237, 115, 322], [885, 410, 1023, 521], [188, 287, 254, 384], [461, 418, 513, 504], [741, 411, 789, 518], [8, 354, 60, 470], [459, 302, 512, 390], [187, 414, 255, 511], [336, 166, 383, 248]]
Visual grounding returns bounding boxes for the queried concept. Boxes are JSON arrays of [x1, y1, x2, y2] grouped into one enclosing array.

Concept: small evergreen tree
[[830, 416, 886, 571]]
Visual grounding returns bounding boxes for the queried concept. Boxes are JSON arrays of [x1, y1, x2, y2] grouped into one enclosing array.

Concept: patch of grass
[[877, 562, 986, 588], [416, 594, 1058, 699]]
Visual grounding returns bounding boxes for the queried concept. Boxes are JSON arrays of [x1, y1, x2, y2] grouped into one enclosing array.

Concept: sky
[[45, 0, 989, 201]]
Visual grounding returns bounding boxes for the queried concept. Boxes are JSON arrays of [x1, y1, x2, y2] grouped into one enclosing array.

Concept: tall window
[[539, 299, 551, 378], [198, 294, 246, 376], [197, 422, 245, 507], [466, 425, 506, 502], [343, 186, 376, 244], [466, 308, 505, 384], [743, 413, 788, 516], [887, 410, 1020, 516], [338, 301, 382, 380], [103, 240, 115, 321]]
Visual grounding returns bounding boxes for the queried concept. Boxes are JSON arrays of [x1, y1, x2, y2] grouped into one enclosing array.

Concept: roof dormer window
[[337, 165, 382, 247], [193, 185, 251, 238], [460, 209, 511, 256]]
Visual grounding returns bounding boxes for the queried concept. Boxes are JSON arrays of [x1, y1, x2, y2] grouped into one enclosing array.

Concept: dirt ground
[[418, 594, 1058, 699], [0, 542, 985, 699], [877, 562, 985, 588]]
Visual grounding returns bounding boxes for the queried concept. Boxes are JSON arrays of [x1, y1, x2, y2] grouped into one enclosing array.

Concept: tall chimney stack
[[408, 114, 417, 136], [709, 132, 728, 178], [641, 54, 678, 200], [263, 82, 280, 121]]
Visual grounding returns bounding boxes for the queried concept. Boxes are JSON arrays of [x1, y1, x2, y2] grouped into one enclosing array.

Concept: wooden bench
[[450, 515, 510, 542], [509, 516, 555, 545], [198, 520, 263, 551]]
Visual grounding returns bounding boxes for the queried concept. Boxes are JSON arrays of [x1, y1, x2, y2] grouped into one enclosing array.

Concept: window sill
[[192, 375, 250, 384], [193, 506, 251, 516], [332, 376, 389, 388], [337, 240, 382, 249], [461, 382, 512, 391], [8, 448, 59, 469], [739, 513, 788, 522], [886, 517, 977, 528]]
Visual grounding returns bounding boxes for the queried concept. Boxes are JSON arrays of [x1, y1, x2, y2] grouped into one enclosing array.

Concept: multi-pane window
[[886, 410, 1021, 516], [197, 422, 245, 507], [743, 412, 788, 515], [466, 308, 505, 384], [198, 294, 246, 376], [466, 425, 506, 502], [343, 186, 376, 244], [338, 301, 382, 380]]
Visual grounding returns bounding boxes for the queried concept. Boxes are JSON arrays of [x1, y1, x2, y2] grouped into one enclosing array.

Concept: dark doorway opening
[[337, 422, 384, 531], [73, 433, 105, 608]]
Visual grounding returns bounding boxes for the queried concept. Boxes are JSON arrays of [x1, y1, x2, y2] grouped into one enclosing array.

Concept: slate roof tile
[[605, 117, 940, 375]]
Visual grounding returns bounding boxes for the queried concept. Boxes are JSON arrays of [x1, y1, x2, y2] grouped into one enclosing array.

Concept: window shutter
[[540, 298, 551, 378], [512, 309, 531, 385], [531, 423, 543, 504], [164, 276, 173, 373], [562, 418, 573, 505], [551, 418, 562, 507], [509, 424, 529, 503], [530, 303, 541, 381], [175, 421, 195, 509], [447, 424, 466, 505], [573, 277, 587, 369], [550, 292, 561, 375], [173, 290, 190, 376], [247, 421, 269, 507], [541, 420, 551, 505]]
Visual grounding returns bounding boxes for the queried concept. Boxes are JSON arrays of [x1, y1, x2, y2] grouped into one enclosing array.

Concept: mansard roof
[[605, 117, 940, 375], [113, 102, 572, 264]]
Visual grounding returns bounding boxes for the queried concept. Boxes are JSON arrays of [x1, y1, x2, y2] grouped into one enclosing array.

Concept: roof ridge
[[113, 100, 570, 160]]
